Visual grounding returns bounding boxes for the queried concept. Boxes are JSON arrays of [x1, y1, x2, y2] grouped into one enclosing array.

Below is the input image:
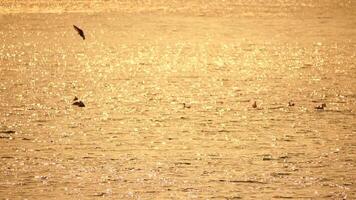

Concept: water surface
[[0, 1, 355, 199]]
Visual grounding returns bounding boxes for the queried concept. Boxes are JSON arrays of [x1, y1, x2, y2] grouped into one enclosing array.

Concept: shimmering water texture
[[0, 1, 355, 199]]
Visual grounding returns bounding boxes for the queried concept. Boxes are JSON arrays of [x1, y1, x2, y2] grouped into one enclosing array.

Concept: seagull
[[73, 25, 85, 40]]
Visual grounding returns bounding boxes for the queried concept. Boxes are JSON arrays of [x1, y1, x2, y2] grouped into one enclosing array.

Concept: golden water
[[0, 1, 355, 199]]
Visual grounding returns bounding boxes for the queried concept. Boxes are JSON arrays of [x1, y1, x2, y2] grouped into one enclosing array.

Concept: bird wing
[[73, 25, 85, 39], [73, 25, 81, 33]]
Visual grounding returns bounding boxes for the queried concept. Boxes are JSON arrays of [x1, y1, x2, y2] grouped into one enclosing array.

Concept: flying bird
[[73, 25, 85, 40]]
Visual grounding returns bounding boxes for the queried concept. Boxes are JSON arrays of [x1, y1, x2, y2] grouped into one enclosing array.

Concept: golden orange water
[[0, 1, 355, 199]]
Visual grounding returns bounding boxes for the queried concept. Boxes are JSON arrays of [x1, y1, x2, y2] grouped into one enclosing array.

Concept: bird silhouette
[[73, 25, 85, 40], [252, 101, 257, 108], [73, 101, 85, 107], [182, 103, 191, 109], [72, 96, 85, 107], [288, 101, 295, 106], [314, 103, 326, 110]]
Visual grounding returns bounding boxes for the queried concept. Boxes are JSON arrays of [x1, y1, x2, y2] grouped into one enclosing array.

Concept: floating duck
[[252, 101, 257, 108], [314, 103, 326, 110], [183, 103, 191, 109], [72, 97, 85, 107], [73, 101, 85, 107]]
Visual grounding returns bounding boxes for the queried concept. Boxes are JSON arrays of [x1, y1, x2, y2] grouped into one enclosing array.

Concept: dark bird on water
[[73, 25, 85, 40], [72, 96, 85, 107], [314, 103, 326, 110], [73, 101, 85, 107], [252, 101, 257, 108], [288, 101, 295, 106], [183, 103, 191, 109]]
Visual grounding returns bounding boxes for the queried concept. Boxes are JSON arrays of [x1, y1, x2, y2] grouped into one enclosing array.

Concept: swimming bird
[[183, 103, 191, 109], [73, 25, 85, 40], [252, 101, 257, 108], [314, 103, 326, 110], [72, 96, 85, 107], [73, 101, 85, 107]]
